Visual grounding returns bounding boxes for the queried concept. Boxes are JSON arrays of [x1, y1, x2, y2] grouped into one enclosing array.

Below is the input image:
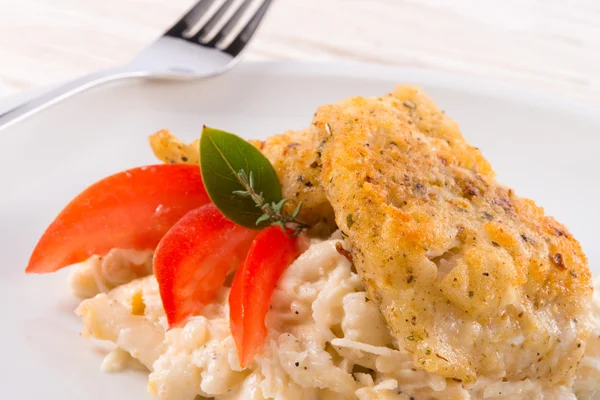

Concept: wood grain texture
[[0, 0, 598, 106]]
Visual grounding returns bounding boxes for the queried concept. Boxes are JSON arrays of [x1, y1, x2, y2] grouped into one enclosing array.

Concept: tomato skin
[[154, 204, 258, 328], [26, 164, 209, 274], [228, 260, 244, 348], [229, 226, 299, 367]]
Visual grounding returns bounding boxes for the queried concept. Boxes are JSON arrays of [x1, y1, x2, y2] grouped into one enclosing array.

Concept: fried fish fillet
[[307, 86, 592, 384], [149, 129, 199, 165], [254, 128, 336, 236]]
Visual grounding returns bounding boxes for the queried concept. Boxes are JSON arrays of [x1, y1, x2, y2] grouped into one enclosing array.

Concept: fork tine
[[165, 0, 216, 38], [224, 0, 273, 56], [190, 0, 236, 42], [206, 0, 254, 47]]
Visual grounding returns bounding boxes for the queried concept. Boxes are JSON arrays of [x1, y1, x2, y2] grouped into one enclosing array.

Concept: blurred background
[[0, 0, 598, 105]]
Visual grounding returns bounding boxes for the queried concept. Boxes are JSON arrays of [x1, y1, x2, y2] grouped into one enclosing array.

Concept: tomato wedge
[[26, 164, 209, 274], [229, 226, 299, 367], [154, 204, 258, 328]]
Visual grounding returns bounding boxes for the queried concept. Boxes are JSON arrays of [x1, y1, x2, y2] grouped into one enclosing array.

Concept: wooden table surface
[[1, 0, 599, 106]]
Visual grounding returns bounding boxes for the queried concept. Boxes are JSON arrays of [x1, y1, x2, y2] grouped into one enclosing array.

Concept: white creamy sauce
[[73, 237, 600, 399]]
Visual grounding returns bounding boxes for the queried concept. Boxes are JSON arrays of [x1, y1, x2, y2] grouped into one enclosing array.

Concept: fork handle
[[0, 67, 146, 132]]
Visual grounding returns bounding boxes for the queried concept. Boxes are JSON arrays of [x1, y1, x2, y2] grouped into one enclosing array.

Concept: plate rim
[[2, 59, 600, 399]]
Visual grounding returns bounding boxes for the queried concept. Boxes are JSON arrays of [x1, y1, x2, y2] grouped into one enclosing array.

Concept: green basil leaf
[[200, 126, 283, 229]]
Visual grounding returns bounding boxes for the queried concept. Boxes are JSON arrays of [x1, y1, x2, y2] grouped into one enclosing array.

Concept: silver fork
[[0, 0, 273, 132]]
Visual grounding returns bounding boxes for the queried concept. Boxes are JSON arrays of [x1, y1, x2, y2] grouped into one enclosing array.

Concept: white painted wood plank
[[0, 0, 598, 105]]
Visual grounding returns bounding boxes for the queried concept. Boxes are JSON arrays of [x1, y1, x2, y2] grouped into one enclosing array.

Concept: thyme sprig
[[233, 169, 309, 236]]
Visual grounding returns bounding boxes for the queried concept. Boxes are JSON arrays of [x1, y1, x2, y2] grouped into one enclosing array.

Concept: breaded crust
[[311, 85, 592, 383], [254, 129, 336, 236]]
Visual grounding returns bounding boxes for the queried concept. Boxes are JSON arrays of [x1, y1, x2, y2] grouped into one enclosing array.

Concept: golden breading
[[251, 129, 336, 236], [148, 130, 199, 165], [310, 85, 592, 383]]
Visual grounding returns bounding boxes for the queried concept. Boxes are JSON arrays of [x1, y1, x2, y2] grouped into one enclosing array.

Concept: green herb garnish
[[199, 126, 308, 236]]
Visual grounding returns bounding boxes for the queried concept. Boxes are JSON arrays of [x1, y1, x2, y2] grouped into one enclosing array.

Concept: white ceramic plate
[[1, 62, 599, 399]]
